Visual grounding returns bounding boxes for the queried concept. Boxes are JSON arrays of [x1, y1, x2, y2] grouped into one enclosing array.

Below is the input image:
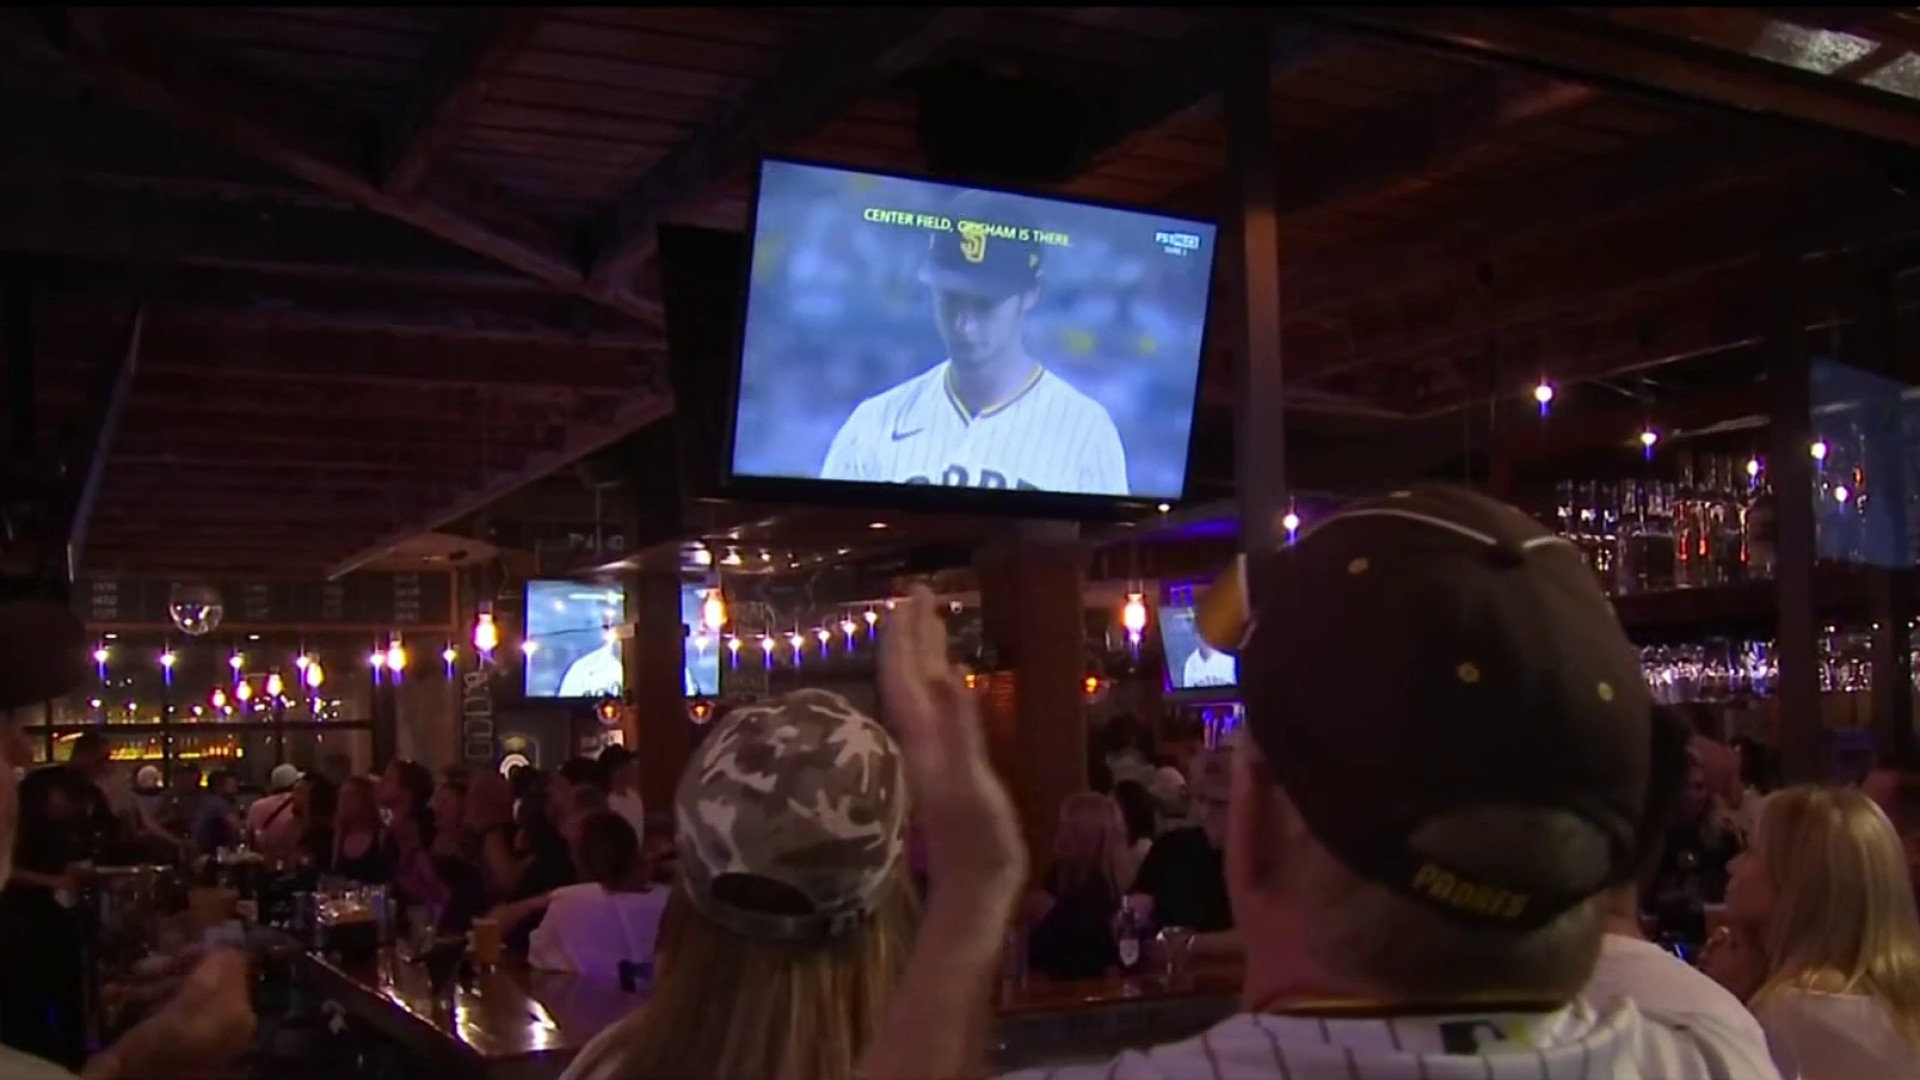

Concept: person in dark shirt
[[1027, 793, 1130, 979], [489, 783, 577, 954], [191, 770, 243, 855], [0, 767, 95, 1067], [1128, 746, 1235, 947], [1646, 750, 1742, 949]]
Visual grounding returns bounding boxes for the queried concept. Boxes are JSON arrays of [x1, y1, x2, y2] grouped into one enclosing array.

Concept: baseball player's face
[[933, 288, 1034, 368]]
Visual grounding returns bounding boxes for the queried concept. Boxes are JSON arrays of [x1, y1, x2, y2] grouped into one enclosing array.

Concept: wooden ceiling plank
[[1061, 20, 1331, 180], [324, 391, 674, 579], [0, 180, 518, 286], [584, 8, 985, 292], [1312, 8, 1920, 150], [6, 10, 663, 329], [1171, 69, 1600, 220], [1282, 121, 1828, 314], [381, 9, 544, 195]]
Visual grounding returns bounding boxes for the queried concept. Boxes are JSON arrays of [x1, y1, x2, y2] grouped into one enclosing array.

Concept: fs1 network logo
[[1154, 229, 1202, 257]]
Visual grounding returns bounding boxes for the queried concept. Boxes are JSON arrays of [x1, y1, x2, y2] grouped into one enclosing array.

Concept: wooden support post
[[1767, 250, 1824, 782], [977, 523, 1087, 878], [624, 571, 690, 822], [1864, 255, 1916, 765], [1228, 11, 1288, 595]]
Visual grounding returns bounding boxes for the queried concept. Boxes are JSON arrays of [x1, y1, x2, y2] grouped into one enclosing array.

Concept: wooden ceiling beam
[[380, 9, 543, 195], [1310, 8, 1920, 150], [1282, 122, 1832, 315], [108, 408, 568, 450], [7, 10, 661, 328], [36, 267, 655, 348], [1292, 165, 1905, 384], [0, 180, 521, 287], [584, 8, 983, 292], [1060, 20, 1331, 178], [1171, 68, 1599, 220], [324, 389, 671, 580], [37, 316, 656, 391]]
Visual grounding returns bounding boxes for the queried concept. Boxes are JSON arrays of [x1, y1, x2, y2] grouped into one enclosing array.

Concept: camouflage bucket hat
[[675, 688, 909, 943]]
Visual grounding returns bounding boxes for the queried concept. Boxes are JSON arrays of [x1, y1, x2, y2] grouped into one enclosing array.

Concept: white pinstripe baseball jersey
[[1001, 999, 1777, 1080], [819, 360, 1129, 496]]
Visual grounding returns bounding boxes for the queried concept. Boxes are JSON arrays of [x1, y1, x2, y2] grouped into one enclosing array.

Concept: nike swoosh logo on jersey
[[890, 428, 923, 441]]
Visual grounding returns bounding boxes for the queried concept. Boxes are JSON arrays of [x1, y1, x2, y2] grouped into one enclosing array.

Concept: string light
[[701, 589, 727, 632], [305, 660, 325, 689], [265, 672, 284, 699], [385, 642, 408, 673], [159, 650, 176, 669], [473, 609, 499, 655], [759, 633, 772, 669], [727, 635, 742, 666], [1640, 429, 1658, 461], [1810, 440, 1828, 463], [235, 680, 253, 703], [863, 609, 879, 637], [520, 640, 539, 657], [1533, 380, 1554, 416], [1121, 593, 1147, 647], [295, 654, 310, 671], [1746, 457, 1761, 480], [1281, 510, 1301, 543], [1834, 485, 1852, 504], [210, 687, 228, 710]]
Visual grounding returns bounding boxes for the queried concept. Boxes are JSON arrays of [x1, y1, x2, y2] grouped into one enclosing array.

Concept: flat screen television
[[727, 158, 1218, 511], [680, 584, 721, 697], [1158, 603, 1238, 692], [524, 581, 626, 699]]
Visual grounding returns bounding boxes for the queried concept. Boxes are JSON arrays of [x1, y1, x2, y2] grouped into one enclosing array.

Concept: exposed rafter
[[1312, 7, 1920, 150], [380, 9, 544, 195], [1, 10, 663, 328], [584, 8, 984, 292]]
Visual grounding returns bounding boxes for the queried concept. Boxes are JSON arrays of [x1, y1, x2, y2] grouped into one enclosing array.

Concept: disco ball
[[168, 582, 225, 637]]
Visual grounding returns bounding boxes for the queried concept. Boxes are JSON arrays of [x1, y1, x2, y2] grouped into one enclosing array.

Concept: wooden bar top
[[298, 948, 1240, 1072]]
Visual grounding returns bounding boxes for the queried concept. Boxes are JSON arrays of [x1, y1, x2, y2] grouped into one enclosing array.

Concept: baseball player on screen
[[820, 190, 1130, 495]]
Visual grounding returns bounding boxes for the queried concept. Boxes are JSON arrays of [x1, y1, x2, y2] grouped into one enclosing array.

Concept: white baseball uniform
[[1182, 647, 1237, 688], [819, 360, 1129, 496]]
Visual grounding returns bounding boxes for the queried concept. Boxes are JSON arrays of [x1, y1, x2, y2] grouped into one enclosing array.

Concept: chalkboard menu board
[[76, 572, 456, 628]]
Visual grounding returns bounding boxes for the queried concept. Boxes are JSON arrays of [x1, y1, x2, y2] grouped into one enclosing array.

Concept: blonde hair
[[1750, 785, 1920, 1049], [565, 874, 918, 1080], [1052, 792, 1132, 895]]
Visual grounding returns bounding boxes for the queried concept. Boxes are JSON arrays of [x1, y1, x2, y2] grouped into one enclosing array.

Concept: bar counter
[[294, 948, 1240, 1079]]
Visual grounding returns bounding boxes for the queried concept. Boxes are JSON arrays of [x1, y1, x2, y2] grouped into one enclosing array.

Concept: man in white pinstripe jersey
[[819, 189, 1130, 497], [861, 489, 1780, 1080]]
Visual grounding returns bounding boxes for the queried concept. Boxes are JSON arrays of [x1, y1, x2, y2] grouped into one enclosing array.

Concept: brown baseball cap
[[1239, 486, 1652, 930]]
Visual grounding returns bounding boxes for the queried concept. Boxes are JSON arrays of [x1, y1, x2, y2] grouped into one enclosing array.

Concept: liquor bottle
[[1113, 897, 1149, 975]]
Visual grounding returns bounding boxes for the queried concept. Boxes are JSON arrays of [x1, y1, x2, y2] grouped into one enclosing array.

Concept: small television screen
[[1158, 603, 1238, 691], [729, 159, 1217, 503], [524, 581, 625, 699], [680, 585, 721, 697]]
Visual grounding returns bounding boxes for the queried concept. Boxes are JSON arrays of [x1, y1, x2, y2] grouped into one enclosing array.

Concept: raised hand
[[877, 585, 1026, 906]]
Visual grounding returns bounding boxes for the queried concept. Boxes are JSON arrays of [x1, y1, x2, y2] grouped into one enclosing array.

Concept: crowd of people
[[4, 486, 1920, 1079]]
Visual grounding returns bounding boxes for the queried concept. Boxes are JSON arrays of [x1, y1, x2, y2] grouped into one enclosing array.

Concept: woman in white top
[[1706, 784, 1920, 1079], [528, 809, 667, 983]]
